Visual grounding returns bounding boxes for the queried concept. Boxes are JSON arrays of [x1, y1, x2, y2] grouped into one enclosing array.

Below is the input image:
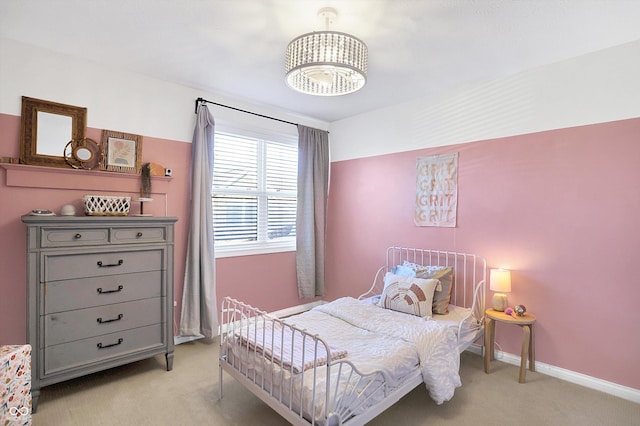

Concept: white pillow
[[378, 272, 439, 318]]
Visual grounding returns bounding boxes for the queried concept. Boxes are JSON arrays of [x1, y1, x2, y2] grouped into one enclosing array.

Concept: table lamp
[[490, 268, 511, 311]]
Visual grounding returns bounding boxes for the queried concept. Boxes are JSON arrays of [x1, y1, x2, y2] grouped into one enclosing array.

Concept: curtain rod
[[195, 97, 298, 127]]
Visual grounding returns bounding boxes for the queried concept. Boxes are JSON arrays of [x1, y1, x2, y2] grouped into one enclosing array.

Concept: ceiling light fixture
[[285, 7, 368, 96]]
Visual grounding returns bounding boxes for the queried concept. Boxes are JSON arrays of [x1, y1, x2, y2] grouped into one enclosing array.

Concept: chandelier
[[285, 7, 368, 96]]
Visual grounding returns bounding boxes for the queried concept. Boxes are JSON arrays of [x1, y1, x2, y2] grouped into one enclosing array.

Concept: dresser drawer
[[43, 324, 165, 376], [44, 298, 162, 346], [44, 249, 164, 281], [43, 270, 163, 314], [41, 228, 109, 247], [111, 227, 166, 243]]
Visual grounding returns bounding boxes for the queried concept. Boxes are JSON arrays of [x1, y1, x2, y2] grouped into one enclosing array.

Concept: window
[[213, 131, 297, 257]]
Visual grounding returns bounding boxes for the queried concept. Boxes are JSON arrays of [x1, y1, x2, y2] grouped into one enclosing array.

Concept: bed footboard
[[219, 297, 394, 426]]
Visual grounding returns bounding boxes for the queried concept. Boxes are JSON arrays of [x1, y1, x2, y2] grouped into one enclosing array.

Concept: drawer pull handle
[[97, 259, 124, 268], [97, 285, 123, 294], [136, 232, 143, 237], [97, 338, 123, 349], [74, 233, 82, 239], [97, 314, 123, 324]]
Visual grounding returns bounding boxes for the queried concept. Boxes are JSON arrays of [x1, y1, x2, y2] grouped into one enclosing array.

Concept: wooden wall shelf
[[1, 163, 172, 193]]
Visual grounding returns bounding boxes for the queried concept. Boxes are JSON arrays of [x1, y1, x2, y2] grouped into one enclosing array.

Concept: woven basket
[[83, 195, 131, 216]]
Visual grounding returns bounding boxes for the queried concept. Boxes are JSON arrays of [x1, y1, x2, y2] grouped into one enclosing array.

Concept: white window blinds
[[213, 131, 297, 255]]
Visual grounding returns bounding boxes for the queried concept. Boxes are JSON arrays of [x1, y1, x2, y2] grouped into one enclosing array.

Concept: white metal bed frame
[[218, 247, 486, 426], [359, 247, 487, 350]]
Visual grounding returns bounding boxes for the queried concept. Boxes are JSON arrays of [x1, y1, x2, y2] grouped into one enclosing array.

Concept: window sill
[[215, 243, 295, 258]]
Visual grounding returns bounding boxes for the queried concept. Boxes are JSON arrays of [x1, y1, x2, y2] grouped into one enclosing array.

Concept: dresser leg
[[166, 351, 174, 371], [31, 387, 40, 413]]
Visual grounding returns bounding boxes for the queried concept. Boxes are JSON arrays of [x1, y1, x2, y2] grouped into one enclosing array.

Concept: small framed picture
[[101, 130, 143, 174]]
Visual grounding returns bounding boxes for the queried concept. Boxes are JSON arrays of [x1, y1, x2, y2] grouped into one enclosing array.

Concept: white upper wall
[[3, 37, 639, 160], [0, 38, 328, 143], [329, 39, 640, 162]]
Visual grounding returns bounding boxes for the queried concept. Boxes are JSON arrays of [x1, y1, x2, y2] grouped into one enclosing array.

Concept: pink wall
[[325, 117, 640, 390], [3, 109, 639, 391], [0, 113, 304, 343], [216, 251, 320, 312]]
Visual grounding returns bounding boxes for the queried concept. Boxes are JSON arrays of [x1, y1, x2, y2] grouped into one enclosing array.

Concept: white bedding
[[286, 303, 419, 386], [224, 297, 462, 423], [313, 297, 461, 404]]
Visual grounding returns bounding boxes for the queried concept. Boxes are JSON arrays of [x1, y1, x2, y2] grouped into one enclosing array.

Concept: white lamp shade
[[489, 269, 511, 293], [490, 268, 511, 311]]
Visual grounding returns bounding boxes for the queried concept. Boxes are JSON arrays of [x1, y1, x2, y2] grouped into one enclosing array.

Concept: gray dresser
[[22, 215, 178, 411]]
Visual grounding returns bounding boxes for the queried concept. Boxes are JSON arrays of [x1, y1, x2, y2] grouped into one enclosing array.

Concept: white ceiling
[[2, 0, 640, 123]]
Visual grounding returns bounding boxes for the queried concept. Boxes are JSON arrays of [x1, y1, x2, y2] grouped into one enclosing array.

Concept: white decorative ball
[[60, 204, 77, 216]]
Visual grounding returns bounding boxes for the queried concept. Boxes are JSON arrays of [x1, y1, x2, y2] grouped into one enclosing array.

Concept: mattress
[[431, 305, 472, 328]]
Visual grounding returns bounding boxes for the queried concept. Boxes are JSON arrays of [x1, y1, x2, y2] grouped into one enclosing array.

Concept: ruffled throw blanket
[[236, 321, 348, 373]]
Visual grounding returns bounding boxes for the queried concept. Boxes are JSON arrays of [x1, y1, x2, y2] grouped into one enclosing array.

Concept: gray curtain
[[180, 104, 218, 338], [296, 125, 330, 298]]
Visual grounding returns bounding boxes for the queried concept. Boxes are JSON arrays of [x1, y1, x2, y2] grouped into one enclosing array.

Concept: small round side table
[[484, 308, 536, 383]]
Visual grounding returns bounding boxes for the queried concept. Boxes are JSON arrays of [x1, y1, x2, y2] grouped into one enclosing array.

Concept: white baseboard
[[490, 348, 640, 404], [174, 334, 205, 345], [268, 300, 327, 318], [465, 343, 483, 356]]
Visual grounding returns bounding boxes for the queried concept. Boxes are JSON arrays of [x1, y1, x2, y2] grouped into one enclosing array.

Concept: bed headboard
[[359, 246, 487, 320]]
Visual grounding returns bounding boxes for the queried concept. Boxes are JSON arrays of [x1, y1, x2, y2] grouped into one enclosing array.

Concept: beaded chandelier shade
[[285, 8, 368, 96]]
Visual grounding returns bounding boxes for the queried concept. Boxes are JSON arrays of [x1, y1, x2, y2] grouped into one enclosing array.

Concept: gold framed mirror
[[20, 96, 87, 168]]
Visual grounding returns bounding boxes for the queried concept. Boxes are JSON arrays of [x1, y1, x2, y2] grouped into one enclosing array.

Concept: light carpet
[[32, 340, 639, 425]]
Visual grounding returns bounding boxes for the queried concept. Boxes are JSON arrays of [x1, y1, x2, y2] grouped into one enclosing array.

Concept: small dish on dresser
[[29, 209, 56, 216]]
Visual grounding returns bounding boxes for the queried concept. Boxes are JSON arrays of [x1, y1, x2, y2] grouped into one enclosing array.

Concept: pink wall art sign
[[415, 152, 458, 227]]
